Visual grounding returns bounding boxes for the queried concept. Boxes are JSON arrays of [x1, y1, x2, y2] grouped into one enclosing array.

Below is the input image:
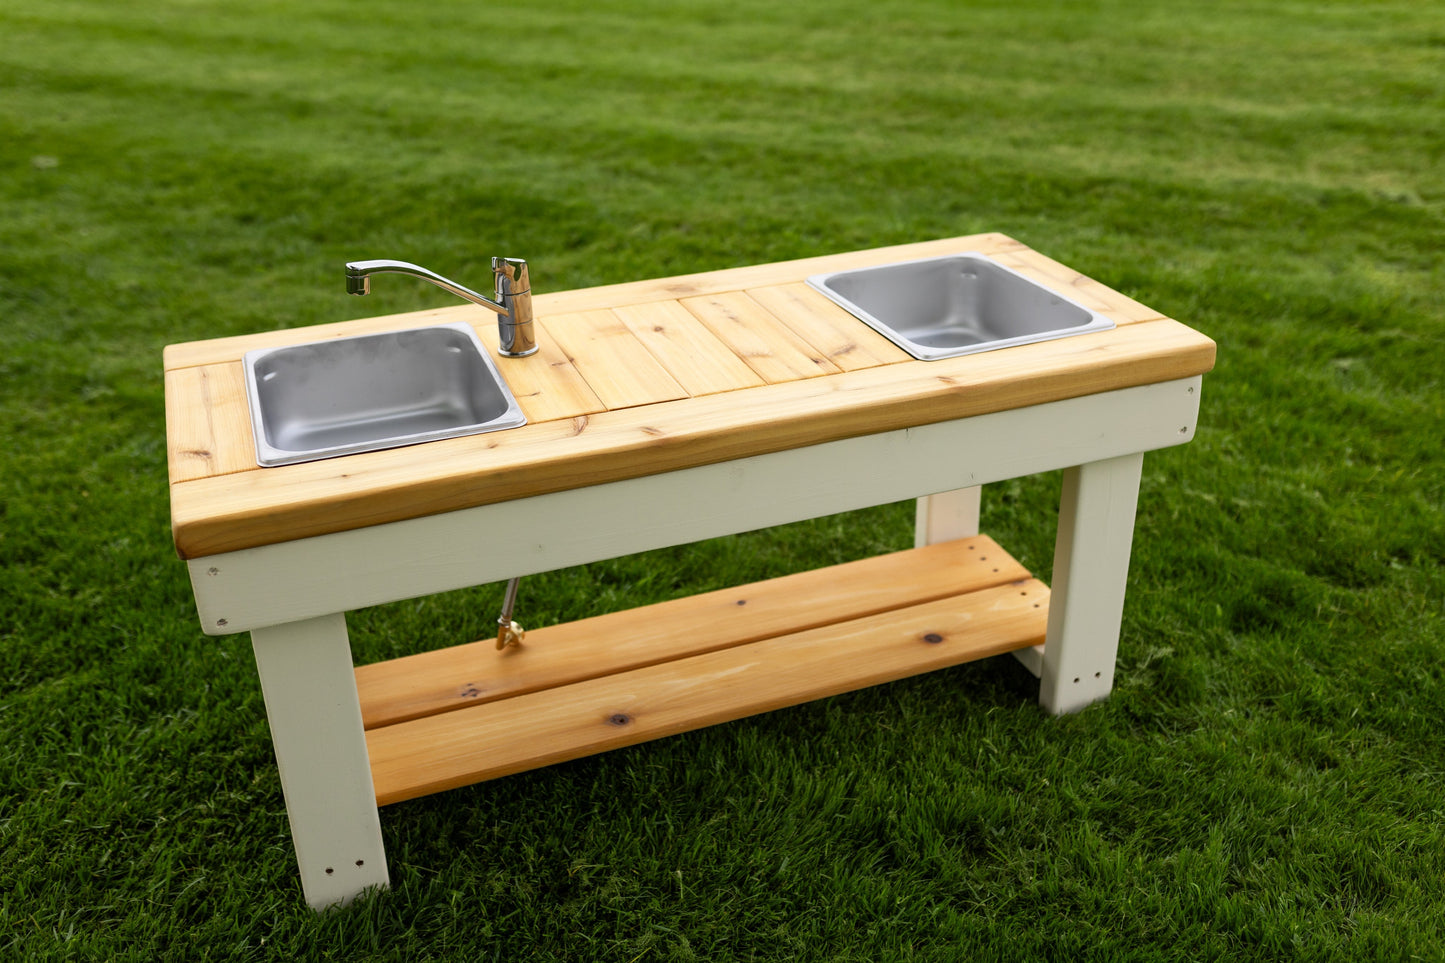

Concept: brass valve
[[496, 619, 525, 650], [495, 576, 525, 650]]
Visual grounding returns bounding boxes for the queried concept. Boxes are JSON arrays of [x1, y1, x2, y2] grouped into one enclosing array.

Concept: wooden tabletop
[[165, 233, 1216, 559]]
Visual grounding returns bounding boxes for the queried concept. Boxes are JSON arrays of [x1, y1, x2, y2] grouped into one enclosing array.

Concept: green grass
[[2, 0, 1443, 958]]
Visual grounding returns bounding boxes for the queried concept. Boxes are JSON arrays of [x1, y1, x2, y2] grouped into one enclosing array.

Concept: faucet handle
[[491, 257, 537, 358], [492, 257, 529, 295]]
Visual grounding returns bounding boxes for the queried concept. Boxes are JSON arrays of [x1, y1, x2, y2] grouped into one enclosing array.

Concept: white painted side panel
[[190, 377, 1200, 636]]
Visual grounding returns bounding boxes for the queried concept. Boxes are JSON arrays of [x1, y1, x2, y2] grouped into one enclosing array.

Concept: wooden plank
[[355, 535, 1029, 729], [169, 319, 1215, 559], [533, 232, 1028, 316], [163, 304, 472, 371], [167, 320, 604, 489], [480, 317, 606, 425], [545, 309, 690, 410], [745, 282, 911, 371], [161, 235, 1026, 371], [611, 300, 764, 397], [164, 364, 256, 484], [681, 291, 840, 384], [990, 249, 1165, 325], [367, 578, 1049, 805]]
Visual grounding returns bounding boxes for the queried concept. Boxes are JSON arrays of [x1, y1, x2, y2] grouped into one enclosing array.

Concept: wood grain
[[163, 305, 472, 371], [164, 364, 257, 484], [480, 317, 606, 424], [355, 535, 1030, 729], [681, 291, 840, 383], [161, 234, 1026, 371], [745, 282, 911, 371], [165, 235, 1216, 558], [366, 577, 1050, 805], [990, 249, 1165, 324], [531, 232, 1027, 317], [612, 300, 765, 396], [169, 318, 1215, 558], [545, 309, 690, 410]]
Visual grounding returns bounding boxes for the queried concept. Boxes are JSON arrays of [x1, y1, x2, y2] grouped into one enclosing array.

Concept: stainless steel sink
[[807, 252, 1115, 361], [243, 321, 526, 467]]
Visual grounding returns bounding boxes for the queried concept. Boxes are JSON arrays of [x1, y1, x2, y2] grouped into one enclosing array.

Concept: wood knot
[[923, 633, 945, 644], [640, 426, 665, 437], [570, 415, 589, 436], [607, 712, 633, 727]]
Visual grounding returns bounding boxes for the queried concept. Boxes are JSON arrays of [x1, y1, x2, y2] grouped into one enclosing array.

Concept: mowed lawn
[[1, 1, 1442, 959]]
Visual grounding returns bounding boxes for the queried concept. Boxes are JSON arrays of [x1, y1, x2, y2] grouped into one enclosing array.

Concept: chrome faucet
[[345, 257, 538, 357]]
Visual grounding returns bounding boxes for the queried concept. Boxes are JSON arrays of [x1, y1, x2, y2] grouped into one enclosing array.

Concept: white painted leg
[[913, 487, 982, 548], [250, 613, 389, 909], [1038, 452, 1144, 715], [914, 485, 1052, 679]]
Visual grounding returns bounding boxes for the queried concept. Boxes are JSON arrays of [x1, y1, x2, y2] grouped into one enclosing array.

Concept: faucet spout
[[345, 258, 539, 358], [345, 260, 504, 312]]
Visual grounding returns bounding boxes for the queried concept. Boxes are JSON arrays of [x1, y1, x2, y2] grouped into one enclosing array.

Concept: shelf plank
[[355, 535, 1031, 730], [366, 577, 1049, 806]]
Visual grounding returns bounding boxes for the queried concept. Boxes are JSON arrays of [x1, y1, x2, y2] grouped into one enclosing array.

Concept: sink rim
[[242, 320, 526, 467], [806, 251, 1116, 361]]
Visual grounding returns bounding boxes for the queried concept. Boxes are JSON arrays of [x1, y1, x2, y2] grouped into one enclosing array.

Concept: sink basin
[[807, 252, 1115, 361], [243, 321, 526, 466]]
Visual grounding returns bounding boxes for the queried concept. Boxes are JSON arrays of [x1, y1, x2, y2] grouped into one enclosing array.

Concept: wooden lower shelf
[[359, 535, 1048, 807]]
